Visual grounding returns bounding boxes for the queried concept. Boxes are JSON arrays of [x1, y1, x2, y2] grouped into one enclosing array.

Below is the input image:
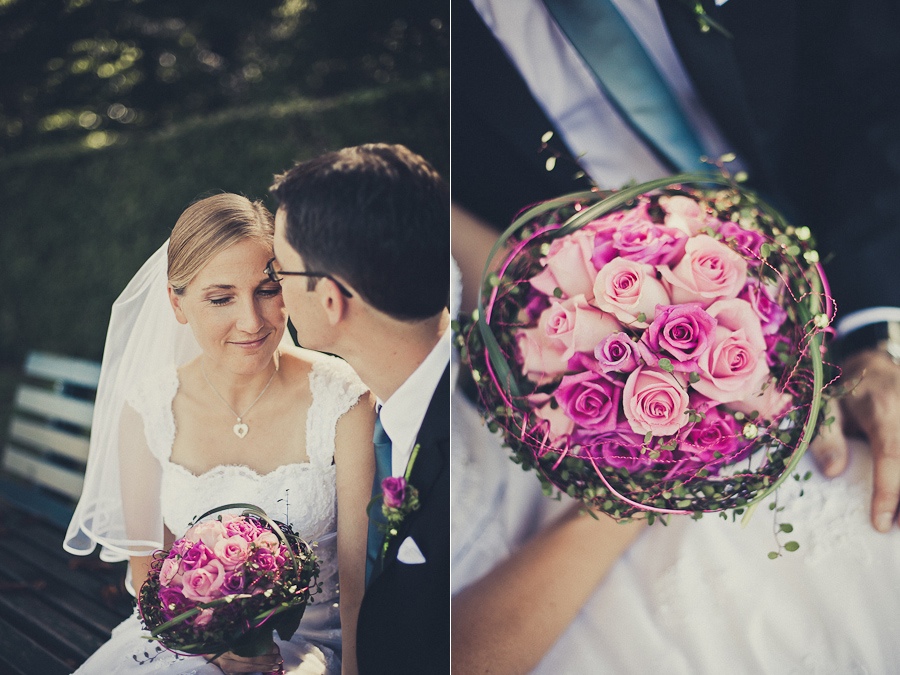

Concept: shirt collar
[[380, 326, 451, 476]]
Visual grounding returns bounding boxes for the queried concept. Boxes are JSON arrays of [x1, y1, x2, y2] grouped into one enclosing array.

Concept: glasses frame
[[264, 258, 353, 298]]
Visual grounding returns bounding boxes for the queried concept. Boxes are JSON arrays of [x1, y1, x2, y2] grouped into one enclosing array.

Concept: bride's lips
[[229, 331, 272, 350]]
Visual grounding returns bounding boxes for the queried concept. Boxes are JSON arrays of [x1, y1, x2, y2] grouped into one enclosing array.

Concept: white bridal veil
[[63, 240, 201, 564]]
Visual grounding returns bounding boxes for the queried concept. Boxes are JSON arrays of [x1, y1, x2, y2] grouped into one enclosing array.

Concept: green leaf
[[779, 523, 794, 533], [784, 541, 800, 552], [768, 551, 779, 560], [658, 358, 674, 373]]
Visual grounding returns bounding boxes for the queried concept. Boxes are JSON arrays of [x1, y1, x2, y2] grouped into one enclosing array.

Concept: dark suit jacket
[[452, 0, 900, 316], [356, 365, 450, 674]]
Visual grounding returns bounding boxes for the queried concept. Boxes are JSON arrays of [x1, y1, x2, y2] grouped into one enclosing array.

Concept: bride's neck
[[198, 356, 279, 410]]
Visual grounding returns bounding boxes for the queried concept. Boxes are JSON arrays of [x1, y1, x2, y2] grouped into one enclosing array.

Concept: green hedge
[[0, 74, 448, 365]]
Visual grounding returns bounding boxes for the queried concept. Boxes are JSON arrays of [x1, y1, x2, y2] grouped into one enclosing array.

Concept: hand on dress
[[206, 642, 284, 674], [811, 349, 900, 532]]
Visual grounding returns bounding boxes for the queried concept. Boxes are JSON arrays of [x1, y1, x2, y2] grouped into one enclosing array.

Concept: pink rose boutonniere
[[370, 444, 422, 557]]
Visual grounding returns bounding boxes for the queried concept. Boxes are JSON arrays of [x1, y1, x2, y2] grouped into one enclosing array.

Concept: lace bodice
[[126, 352, 366, 601]]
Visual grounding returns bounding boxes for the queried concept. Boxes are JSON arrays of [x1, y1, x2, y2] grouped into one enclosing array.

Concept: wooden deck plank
[[0, 614, 75, 675]]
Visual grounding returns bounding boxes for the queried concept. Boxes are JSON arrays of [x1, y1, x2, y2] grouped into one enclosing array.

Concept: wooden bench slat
[[2, 446, 85, 500], [14, 385, 95, 428], [25, 351, 102, 389], [9, 417, 90, 463], [0, 615, 75, 675]]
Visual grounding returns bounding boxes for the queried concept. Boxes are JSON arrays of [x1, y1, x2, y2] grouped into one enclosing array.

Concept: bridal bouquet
[[461, 173, 833, 522], [138, 504, 319, 657]]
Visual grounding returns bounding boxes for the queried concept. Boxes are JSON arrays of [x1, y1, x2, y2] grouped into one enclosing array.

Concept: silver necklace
[[201, 363, 278, 439]]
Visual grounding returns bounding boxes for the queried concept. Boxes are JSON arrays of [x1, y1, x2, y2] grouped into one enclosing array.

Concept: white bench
[[1, 351, 100, 528]]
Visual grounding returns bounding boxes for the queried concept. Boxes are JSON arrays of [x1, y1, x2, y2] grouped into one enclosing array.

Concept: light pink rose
[[659, 195, 713, 236], [181, 559, 227, 603], [530, 228, 598, 299], [693, 299, 770, 403], [739, 278, 787, 335], [608, 221, 687, 267], [593, 258, 670, 328], [255, 531, 280, 553], [193, 608, 215, 627], [657, 235, 748, 307], [213, 535, 252, 571], [623, 366, 690, 437], [540, 295, 620, 361], [589, 200, 655, 268], [222, 515, 262, 541], [516, 327, 569, 382], [185, 520, 227, 550], [717, 220, 766, 259], [729, 377, 792, 421], [529, 392, 576, 445], [159, 557, 182, 588]]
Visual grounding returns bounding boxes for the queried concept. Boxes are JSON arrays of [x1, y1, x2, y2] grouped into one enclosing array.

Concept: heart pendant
[[233, 422, 249, 439]]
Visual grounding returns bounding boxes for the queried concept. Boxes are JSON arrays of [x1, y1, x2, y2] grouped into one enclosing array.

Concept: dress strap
[[305, 354, 367, 469]]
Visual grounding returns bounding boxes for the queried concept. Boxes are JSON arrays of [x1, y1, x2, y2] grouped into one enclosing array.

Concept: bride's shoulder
[[280, 347, 367, 399]]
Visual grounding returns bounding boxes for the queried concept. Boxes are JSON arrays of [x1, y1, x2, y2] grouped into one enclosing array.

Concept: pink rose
[[213, 535, 252, 571], [573, 426, 661, 472], [530, 228, 598, 299], [739, 278, 787, 335], [221, 571, 245, 594], [555, 370, 623, 433], [223, 515, 262, 541], [594, 332, 640, 373], [181, 559, 227, 603], [623, 367, 690, 437], [159, 557, 183, 588], [657, 234, 748, 307], [193, 608, 215, 627], [516, 326, 569, 382], [255, 531, 280, 553], [185, 520, 227, 550], [638, 303, 716, 372], [541, 295, 621, 361], [180, 542, 212, 571], [381, 476, 408, 510], [593, 258, 670, 328], [730, 377, 792, 421], [158, 586, 192, 620], [168, 539, 193, 558], [253, 548, 278, 572], [693, 299, 769, 403], [659, 194, 714, 236], [529, 392, 576, 445]]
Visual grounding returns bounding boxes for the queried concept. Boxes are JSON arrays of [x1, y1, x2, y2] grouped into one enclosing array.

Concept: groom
[[270, 143, 450, 674]]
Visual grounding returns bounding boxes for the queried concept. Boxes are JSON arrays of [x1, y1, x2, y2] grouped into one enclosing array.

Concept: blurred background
[[0, 0, 449, 415]]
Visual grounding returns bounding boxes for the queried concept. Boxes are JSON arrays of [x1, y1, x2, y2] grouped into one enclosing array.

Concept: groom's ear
[[167, 286, 189, 325], [319, 279, 349, 326]]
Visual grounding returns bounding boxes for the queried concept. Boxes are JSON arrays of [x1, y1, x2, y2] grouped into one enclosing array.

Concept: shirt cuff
[[835, 307, 900, 338]]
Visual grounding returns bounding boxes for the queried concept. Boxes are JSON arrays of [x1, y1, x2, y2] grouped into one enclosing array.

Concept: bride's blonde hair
[[167, 193, 274, 295]]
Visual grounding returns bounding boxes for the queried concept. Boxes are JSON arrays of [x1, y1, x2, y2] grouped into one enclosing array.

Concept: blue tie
[[365, 414, 393, 586], [543, 0, 707, 172]]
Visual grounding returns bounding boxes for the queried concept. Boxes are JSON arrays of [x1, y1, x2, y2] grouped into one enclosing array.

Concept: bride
[[64, 193, 374, 674]]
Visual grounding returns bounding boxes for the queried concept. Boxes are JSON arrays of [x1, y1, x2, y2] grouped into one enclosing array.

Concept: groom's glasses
[[264, 258, 354, 298]]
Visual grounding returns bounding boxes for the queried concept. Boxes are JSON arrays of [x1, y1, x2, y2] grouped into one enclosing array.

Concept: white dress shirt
[[379, 326, 451, 477]]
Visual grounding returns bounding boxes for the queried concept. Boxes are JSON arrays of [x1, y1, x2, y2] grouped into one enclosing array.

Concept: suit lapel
[[381, 365, 450, 567]]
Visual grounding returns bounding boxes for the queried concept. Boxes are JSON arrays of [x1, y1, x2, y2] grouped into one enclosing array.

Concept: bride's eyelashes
[[206, 286, 282, 307]]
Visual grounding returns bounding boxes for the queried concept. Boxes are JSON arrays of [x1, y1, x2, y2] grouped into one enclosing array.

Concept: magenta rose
[[593, 258, 670, 328], [739, 278, 787, 336], [610, 220, 687, 267], [555, 370, 624, 433], [222, 515, 263, 541], [158, 586, 192, 621], [180, 542, 213, 571], [657, 234, 748, 307], [590, 200, 655, 268], [693, 299, 769, 404], [623, 366, 690, 436], [213, 535, 252, 571], [594, 332, 640, 373], [221, 570, 245, 594], [638, 303, 717, 372], [382, 476, 408, 510], [180, 559, 226, 603], [675, 406, 745, 473], [168, 539, 193, 558], [573, 427, 656, 472], [253, 548, 278, 572], [717, 220, 766, 259], [530, 228, 599, 299]]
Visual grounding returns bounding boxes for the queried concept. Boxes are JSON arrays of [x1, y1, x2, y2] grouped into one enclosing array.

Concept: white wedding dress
[[76, 353, 366, 675]]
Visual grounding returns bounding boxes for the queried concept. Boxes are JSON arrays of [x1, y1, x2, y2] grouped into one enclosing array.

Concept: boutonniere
[[369, 443, 422, 557], [678, 0, 733, 38]]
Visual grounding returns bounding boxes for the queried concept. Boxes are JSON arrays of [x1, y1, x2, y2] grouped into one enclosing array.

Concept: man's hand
[[205, 642, 283, 674], [810, 349, 900, 532]]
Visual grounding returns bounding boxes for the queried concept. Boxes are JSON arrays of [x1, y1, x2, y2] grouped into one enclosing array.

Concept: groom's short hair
[[271, 144, 448, 320]]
